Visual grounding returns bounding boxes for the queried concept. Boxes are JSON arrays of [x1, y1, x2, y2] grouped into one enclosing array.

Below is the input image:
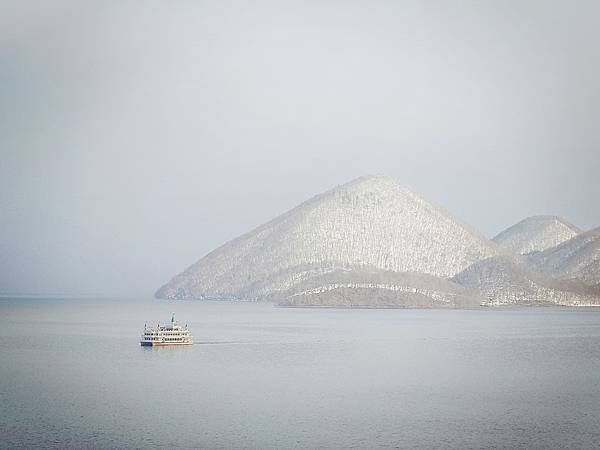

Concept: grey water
[[1, 298, 599, 449]]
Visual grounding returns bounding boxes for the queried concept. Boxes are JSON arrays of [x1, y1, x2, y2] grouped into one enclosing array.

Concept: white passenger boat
[[140, 314, 193, 346]]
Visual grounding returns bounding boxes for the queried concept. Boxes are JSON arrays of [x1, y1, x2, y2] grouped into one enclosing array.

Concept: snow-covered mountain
[[527, 227, 600, 285], [452, 255, 600, 306], [156, 175, 498, 301], [492, 216, 580, 255]]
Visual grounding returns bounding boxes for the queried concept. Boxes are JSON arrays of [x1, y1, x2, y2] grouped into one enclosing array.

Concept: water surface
[[1, 298, 599, 449]]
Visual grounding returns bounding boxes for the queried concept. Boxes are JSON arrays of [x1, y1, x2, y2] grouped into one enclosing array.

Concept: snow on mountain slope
[[156, 175, 498, 300], [452, 255, 600, 306], [272, 267, 482, 308], [492, 216, 580, 255], [527, 227, 600, 285]]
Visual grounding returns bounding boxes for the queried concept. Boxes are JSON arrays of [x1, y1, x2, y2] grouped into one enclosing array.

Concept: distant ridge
[[156, 175, 498, 302], [492, 216, 580, 255], [527, 227, 600, 286], [273, 267, 482, 308], [452, 255, 600, 307]]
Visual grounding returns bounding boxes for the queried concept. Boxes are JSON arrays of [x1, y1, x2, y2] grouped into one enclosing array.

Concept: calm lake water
[[1, 298, 599, 449]]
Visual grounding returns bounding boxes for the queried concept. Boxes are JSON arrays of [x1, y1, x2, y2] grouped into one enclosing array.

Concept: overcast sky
[[2, 0, 599, 296]]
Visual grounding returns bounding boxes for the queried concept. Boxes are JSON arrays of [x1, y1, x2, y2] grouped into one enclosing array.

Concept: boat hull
[[140, 341, 193, 346]]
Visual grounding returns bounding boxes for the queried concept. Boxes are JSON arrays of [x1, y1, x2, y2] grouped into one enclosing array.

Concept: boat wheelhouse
[[140, 314, 193, 346]]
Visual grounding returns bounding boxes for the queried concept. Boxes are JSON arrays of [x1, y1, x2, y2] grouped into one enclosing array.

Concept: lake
[[1, 298, 599, 449]]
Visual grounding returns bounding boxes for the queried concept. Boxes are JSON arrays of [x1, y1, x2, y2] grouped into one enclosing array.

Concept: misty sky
[[2, 1, 599, 296]]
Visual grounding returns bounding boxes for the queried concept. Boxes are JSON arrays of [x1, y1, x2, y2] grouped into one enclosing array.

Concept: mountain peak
[[330, 175, 409, 195], [156, 176, 498, 300], [492, 215, 580, 255]]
